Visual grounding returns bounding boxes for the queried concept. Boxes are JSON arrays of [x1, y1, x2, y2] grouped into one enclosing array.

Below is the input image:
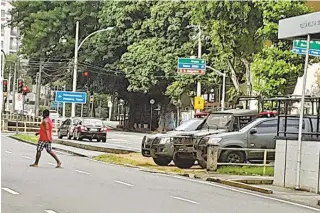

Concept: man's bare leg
[[30, 151, 41, 167], [47, 150, 62, 168]]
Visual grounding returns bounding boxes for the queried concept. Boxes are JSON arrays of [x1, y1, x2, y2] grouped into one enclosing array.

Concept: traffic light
[[22, 86, 29, 95], [3, 79, 8, 93], [83, 71, 89, 78], [17, 79, 23, 93]]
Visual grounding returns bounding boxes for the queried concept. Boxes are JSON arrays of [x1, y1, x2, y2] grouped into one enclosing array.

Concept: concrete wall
[[274, 139, 320, 193]]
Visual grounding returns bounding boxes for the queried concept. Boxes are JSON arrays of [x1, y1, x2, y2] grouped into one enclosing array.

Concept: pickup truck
[[141, 118, 206, 166], [172, 109, 259, 169], [195, 116, 319, 168]]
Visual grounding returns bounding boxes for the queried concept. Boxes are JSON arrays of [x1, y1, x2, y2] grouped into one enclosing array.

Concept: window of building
[[1, 10, 5, 18], [10, 27, 16, 36], [1, 24, 4, 35], [9, 37, 16, 50], [1, 41, 3, 49]]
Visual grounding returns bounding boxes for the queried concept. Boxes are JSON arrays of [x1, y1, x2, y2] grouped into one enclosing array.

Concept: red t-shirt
[[39, 117, 53, 142]]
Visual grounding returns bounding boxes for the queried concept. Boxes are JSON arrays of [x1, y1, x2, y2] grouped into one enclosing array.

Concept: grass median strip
[[93, 153, 274, 176], [11, 134, 38, 144]]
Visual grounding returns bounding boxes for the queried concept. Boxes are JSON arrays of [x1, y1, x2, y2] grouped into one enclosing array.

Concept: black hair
[[43, 109, 50, 118]]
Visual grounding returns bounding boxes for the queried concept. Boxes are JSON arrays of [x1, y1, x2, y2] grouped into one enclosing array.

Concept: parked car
[[57, 117, 82, 139], [141, 118, 206, 166], [172, 109, 259, 169], [72, 118, 108, 142], [195, 116, 319, 168]]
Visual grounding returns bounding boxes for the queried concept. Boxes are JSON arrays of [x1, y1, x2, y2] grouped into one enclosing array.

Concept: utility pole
[[7, 65, 12, 111], [12, 61, 18, 113], [71, 21, 79, 118], [196, 24, 202, 114], [34, 61, 43, 118], [62, 85, 66, 118]]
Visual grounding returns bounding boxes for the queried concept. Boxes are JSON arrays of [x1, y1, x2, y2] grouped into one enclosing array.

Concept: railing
[[207, 146, 275, 176], [5, 120, 61, 134]]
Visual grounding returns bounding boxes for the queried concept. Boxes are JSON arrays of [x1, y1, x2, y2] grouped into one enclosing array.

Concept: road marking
[[161, 174, 320, 212], [171, 196, 200, 205], [2, 187, 19, 195], [48, 162, 56, 166], [114, 180, 134, 187], [74, 169, 90, 175], [22, 155, 32, 159], [5, 151, 12, 154], [45, 210, 58, 213]]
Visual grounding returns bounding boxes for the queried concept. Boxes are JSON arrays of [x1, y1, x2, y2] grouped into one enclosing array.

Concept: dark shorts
[[37, 141, 52, 152]]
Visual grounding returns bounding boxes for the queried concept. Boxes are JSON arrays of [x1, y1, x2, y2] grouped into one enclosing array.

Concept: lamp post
[[71, 21, 114, 117], [206, 66, 226, 111]]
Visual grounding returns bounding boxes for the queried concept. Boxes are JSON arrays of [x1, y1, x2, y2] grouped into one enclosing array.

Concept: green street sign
[[177, 58, 206, 75], [292, 40, 320, 57]]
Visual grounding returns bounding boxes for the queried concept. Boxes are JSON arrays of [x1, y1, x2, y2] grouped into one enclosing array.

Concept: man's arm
[[43, 120, 52, 142]]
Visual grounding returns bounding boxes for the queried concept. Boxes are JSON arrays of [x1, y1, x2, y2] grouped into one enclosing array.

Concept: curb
[[230, 179, 274, 185], [54, 139, 137, 155], [206, 177, 273, 194], [9, 136, 88, 157]]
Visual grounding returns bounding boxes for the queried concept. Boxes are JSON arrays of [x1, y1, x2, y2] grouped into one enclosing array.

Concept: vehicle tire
[[76, 132, 83, 141], [89, 138, 92, 142], [102, 138, 107, 143], [219, 150, 245, 163], [173, 154, 195, 169], [97, 139, 101, 142], [153, 156, 172, 166], [67, 131, 72, 140], [58, 131, 63, 139], [198, 159, 207, 169]]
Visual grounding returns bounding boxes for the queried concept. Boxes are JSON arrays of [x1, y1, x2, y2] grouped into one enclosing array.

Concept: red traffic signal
[[17, 79, 24, 93], [22, 86, 29, 95], [3, 79, 8, 93], [83, 71, 89, 77]]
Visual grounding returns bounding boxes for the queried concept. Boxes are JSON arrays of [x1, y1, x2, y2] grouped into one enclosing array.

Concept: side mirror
[[250, 128, 257, 134]]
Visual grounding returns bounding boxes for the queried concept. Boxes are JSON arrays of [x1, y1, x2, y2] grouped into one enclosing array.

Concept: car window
[[61, 119, 69, 126], [255, 119, 277, 134], [83, 119, 103, 126], [175, 119, 204, 131], [206, 114, 232, 129], [73, 119, 79, 125]]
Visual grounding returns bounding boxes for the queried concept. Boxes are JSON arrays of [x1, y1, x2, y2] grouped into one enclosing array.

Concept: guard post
[[206, 140, 219, 171]]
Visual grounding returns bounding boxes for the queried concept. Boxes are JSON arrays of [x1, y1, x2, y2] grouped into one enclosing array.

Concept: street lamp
[[71, 21, 114, 117], [206, 66, 226, 111]]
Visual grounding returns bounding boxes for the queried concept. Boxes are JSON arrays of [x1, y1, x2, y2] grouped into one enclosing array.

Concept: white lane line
[[160, 174, 320, 212], [171, 196, 200, 205], [114, 180, 134, 187], [48, 162, 56, 166], [22, 155, 32, 159], [45, 210, 58, 213], [5, 151, 12, 154], [2, 187, 19, 195], [74, 169, 90, 175]]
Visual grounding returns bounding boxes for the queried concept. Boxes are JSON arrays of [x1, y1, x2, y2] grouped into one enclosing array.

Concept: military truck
[[141, 117, 206, 166], [172, 109, 259, 169]]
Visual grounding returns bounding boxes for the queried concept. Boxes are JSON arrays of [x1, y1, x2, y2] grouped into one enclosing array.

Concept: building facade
[[0, 0, 19, 54]]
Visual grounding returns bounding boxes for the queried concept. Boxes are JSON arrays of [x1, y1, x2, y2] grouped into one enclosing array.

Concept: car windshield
[[206, 113, 232, 129], [175, 119, 204, 131], [83, 119, 103, 126]]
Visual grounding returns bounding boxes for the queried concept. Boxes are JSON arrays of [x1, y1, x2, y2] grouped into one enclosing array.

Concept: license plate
[[90, 128, 97, 131]]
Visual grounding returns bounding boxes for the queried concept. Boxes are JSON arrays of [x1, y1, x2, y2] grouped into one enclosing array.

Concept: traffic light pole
[[12, 61, 18, 113], [7, 67, 12, 111]]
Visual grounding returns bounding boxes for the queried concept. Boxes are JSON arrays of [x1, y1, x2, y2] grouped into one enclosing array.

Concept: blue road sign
[[292, 47, 320, 57], [55, 91, 87, 104], [50, 101, 62, 109], [177, 58, 206, 75]]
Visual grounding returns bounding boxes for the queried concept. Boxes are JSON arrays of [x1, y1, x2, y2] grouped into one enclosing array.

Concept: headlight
[[159, 138, 170, 144], [207, 137, 222, 145]]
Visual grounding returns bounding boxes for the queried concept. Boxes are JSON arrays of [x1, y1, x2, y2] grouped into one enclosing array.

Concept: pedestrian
[[30, 109, 62, 168]]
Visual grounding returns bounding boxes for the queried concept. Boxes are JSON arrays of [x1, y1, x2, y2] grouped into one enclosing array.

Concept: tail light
[[101, 127, 109, 132]]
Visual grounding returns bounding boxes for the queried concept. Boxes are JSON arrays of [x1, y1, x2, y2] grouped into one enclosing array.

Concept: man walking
[[30, 109, 62, 168]]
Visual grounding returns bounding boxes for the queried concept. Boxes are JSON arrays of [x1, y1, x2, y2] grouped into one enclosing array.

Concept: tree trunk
[[227, 60, 243, 94], [157, 97, 170, 132], [240, 57, 253, 96]]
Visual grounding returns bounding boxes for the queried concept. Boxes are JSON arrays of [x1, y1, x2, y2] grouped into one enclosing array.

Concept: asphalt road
[[2, 136, 319, 213], [54, 130, 149, 152]]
